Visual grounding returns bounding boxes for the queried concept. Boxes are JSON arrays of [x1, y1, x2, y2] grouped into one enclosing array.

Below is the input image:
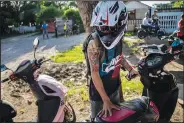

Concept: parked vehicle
[[139, 32, 184, 58], [0, 38, 76, 123], [96, 50, 182, 122], [137, 24, 165, 40]]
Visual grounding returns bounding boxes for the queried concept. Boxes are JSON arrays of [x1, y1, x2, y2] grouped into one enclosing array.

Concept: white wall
[[126, 1, 149, 11], [136, 8, 149, 19], [126, 1, 150, 19]]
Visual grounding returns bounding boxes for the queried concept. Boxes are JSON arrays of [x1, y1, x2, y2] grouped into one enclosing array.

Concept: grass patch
[[125, 32, 135, 36], [120, 71, 143, 95], [124, 39, 140, 54], [51, 44, 84, 63], [124, 39, 134, 47], [66, 83, 89, 102]]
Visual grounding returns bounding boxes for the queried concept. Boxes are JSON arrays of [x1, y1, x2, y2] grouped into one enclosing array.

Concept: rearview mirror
[[33, 37, 39, 49], [1, 64, 8, 72]]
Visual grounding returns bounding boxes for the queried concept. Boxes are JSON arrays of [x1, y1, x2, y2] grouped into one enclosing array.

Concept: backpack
[[82, 31, 123, 86]]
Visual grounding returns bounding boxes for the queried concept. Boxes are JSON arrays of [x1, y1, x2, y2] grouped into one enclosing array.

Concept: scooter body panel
[[36, 74, 67, 122]]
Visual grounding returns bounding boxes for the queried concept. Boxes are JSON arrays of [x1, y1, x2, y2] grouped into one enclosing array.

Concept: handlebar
[[1, 78, 10, 83], [1, 58, 51, 84], [35, 58, 51, 66], [125, 72, 137, 81], [125, 66, 138, 81]]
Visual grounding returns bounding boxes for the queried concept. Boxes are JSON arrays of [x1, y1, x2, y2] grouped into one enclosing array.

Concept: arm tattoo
[[88, 46, 100, 72]]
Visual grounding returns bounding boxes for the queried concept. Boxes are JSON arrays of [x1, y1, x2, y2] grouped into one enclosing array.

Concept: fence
[[127, 19, 142, 31], [12, 26, 36, 33], [157, 11, 183, 33]]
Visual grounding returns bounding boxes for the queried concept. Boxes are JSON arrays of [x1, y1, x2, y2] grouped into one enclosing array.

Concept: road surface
[[1, 33, 86, 68]]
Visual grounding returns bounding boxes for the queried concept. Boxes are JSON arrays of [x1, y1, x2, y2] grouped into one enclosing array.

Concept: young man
[[42, 21, 49, 39], [152, 10, 159, 25], [87, 1, 139, 121], [177, 14, 184, 41], [142, 13, 152, 32]]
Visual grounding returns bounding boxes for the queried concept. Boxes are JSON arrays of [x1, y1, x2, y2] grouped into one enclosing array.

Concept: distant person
[[177, 14, 184, 41], [54, 21, 58, 38], [42, 21, 49, 39], [152, 10, 159, 25], [142, 13, 152, 31], [64, 21, 68, 37]]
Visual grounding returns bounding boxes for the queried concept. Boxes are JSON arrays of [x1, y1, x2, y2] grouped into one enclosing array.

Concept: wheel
[[157, 30, 165, 40], [64, 102, 76, 122], [137, 30, 147, 39]]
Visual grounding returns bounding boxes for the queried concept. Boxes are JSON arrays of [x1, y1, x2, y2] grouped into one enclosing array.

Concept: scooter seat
[[96, 96, 152, 123]]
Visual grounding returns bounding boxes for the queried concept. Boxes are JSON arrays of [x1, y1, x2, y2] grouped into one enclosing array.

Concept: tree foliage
[[36, 5, 63, 23], [20, 2, 39, 25], [154, 0, 184, 8], [173, 0, 184, 7], [64, 8, 83, 31]]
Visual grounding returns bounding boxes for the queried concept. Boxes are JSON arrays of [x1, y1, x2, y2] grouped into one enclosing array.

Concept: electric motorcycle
[[96, 48, 182, 122], [0, 38, 76, 123]]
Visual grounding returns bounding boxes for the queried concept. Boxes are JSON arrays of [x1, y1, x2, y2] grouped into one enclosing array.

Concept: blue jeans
[[43, 29, 48, 39]]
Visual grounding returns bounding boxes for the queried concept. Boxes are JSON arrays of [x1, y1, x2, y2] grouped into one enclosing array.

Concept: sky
[[141, 1, 171, 7]]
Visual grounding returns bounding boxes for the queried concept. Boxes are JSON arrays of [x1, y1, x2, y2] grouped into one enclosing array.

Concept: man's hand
[[100, 99, 120, 117]]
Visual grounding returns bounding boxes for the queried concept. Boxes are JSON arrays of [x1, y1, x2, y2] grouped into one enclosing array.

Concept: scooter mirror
[[1, 64, 8, 72], [33, 37, 39, 50]]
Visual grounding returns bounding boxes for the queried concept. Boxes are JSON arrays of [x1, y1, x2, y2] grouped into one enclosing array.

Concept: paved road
[[1, 33, 86, 65]]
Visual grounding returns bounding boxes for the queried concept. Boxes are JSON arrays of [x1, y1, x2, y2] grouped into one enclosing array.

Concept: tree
[[20, 2, 38, 25], [37, 5, 62, 23], [173, 0, 184, 7], [68, 1, 77, 8], [76, 1, 98, 34], [64, 8, 83, 31], [0, 1, 16, 35]]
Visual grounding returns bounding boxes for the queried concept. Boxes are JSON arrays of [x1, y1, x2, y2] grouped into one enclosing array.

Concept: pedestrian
[[64, 21, 68, 37], [42, 21, 49, 39], [55, 21, 58, 38]]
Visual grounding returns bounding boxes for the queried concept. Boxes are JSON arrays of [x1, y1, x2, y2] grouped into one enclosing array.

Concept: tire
[[64, 102, 76, 123], [137, 30, 147, 39], [157, 30, 165, 40]]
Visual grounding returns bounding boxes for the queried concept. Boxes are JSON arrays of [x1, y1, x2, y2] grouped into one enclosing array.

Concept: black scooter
[[96, 45, 182, 122]]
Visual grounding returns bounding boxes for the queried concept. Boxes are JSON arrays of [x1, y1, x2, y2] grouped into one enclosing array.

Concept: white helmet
[[90, 1, 128, 49]]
